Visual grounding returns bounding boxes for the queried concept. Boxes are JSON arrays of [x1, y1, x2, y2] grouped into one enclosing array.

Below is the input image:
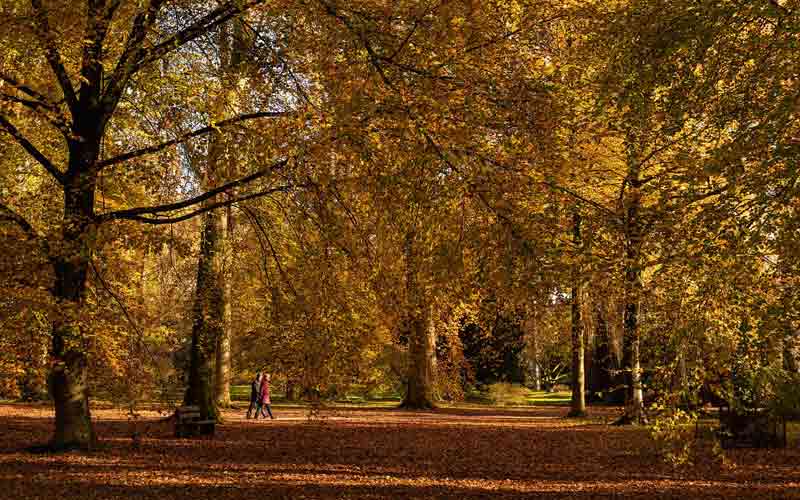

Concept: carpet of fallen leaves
[[1, 403, 799, 499]]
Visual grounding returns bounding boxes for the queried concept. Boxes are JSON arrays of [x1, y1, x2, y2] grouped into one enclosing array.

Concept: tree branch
[[110, 184, 303, 225], [97, 111, 291, 168], [0, 113, 66, 184], [0, 92, 71, 136], [0, 201, 51, 258], [0, 201, 35, 237], [103, 0, 166, 110], [134, 0, 266, 71], [96, 158, 289, 223], [0, 71, 59, 108], [80, 0, 117, 103], [30, 0, 78, 113]]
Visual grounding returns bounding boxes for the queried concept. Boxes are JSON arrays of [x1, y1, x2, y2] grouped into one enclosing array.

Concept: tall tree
[[568, 211, 586, 416], [0, 0, 296, 449]]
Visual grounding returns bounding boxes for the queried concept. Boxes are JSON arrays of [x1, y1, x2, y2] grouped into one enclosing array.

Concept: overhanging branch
[[117, 184, 304, 225], [96, 158, 289, 223], [97, 111, 291, 168]]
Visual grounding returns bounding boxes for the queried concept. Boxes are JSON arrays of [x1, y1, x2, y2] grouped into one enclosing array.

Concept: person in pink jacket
[[256, 373, 275, 419]]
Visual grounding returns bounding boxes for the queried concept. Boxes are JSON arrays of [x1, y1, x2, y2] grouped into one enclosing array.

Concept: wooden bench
[[174, 405, 216, 438]]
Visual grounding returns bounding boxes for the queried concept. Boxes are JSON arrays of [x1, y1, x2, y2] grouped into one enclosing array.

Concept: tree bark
[[49, 138, 102, 449], [214, 207, 233, 408], [569, 212, 586, 417], [185, 207, 225, 421], [621, 171, 646, 424], [401, 231, 436, 409]]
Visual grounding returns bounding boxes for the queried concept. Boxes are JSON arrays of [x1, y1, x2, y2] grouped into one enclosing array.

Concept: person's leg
[[260, 402, 269, 417], [246, 399, 256, 419], [254, 401, 263, 419], [264, 404, 274, 419]]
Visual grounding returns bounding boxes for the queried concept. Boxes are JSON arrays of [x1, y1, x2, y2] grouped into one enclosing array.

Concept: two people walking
[[247, 371, 275, 419]]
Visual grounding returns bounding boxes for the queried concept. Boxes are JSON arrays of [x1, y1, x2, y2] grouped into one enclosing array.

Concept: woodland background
[[0, 0, 799, 456]]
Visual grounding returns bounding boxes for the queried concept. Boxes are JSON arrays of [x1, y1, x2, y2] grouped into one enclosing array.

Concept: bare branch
[[30, 0, 78, 113], [96, 158, 289, 223], [97, 111, 291, 168], [0, 113, 66, 184]]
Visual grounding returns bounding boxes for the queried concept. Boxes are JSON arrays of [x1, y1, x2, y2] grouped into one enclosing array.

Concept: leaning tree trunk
[[568, 212, 586, 417], [49, 139, 101, 450], [401, 230, 436, 409]]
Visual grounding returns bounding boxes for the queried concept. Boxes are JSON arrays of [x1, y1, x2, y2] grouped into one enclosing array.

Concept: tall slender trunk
[[211, 20, 251, 408], [215, 207, 233, 407], [401, 230, 435, 409], [621, 168, 645, 424], [569, 212, 586, 417]]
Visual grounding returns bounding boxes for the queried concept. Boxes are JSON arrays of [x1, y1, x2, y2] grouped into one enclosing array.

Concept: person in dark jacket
[[256, 373, 275, 419], [246, 372, 262, 419]]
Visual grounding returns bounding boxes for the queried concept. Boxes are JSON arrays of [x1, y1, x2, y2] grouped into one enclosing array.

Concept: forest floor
[[1, 403, 799, 499]]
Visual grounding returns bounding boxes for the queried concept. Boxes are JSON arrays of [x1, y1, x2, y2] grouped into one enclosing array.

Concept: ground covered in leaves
[[1, 403, 799, 499]]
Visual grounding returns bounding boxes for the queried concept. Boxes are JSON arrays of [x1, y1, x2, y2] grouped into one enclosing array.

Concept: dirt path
[[0, 404, 798, 499]]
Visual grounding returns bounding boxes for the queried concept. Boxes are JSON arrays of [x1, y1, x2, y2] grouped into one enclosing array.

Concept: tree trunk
[[401, 231, 436, 409], [215, 207, 233, 408], [49, 142, 101, 449], [530, 324, 542, 391], [621, 172, 645, 424], [211, 20, 251, 409], [568, 212, 586, 417], [185, 207, 225, 421], [285, 379, 297, 401]]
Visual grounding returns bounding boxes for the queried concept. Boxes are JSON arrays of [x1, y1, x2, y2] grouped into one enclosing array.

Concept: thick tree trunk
[[49, 142, 100, 449], [401, 231, 436, 409], [185, 208, 225, 421], [568, 212, 586, 417]]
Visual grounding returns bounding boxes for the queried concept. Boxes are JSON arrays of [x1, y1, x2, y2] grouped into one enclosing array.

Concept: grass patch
[[468, 383, 571, 407]]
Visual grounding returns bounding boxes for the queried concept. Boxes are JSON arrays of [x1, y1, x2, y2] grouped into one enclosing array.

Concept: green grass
[[231, 383, 571, 407], [467, 383, 571, 407]]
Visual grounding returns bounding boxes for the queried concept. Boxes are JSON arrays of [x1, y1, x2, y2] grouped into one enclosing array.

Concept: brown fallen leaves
[[0, 403, 798, 499]]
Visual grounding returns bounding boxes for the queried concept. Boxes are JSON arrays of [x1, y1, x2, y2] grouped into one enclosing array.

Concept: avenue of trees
[[1, 0, 799, 450]]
